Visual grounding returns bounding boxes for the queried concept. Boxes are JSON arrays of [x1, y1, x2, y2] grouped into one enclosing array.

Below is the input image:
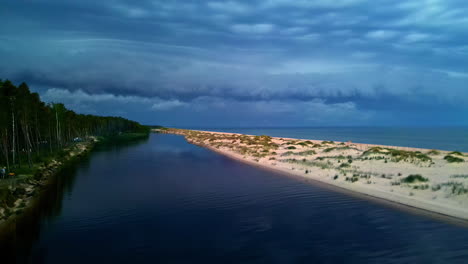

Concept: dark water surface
[[4, 134, 468, 263], [191, 127, 468, 152]]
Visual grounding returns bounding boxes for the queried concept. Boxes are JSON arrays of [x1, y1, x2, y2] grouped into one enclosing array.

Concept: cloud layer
[[1, 0, 467, 126]]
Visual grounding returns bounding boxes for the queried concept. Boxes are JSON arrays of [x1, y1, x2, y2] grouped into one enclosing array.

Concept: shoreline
[[161, 128, 468, 222], [0, 138, 97, 226], [0, 131, 150, 227]]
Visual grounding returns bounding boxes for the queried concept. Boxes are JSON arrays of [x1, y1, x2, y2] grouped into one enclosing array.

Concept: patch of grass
[[316, 155, 346, 161], [434, 182, 468, 195], [339, 163, 350, 168], [323, 146, 354, 153], [401, 174, 428, 184], [449, 151, 464, 156], [322, 141, 334, 144], [363, 147, 432, 163], [323, 147, 336, 152], [346, 176, 359, 183], [426, 149, 440, 155], [444, 155, 464, 163], [280, 151, 295, 157], [287, 146, 297, 150], [450, 174, 468, 179], [296, 150, 317, 155], [413, 184, 429, 190]]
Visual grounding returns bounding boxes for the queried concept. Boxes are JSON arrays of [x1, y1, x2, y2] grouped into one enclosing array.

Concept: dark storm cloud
[[1, 0, 467, 125]]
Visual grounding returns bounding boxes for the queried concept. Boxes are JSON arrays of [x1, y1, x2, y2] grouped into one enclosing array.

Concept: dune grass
[[444, 155, 464, 163], [401, 174, 428, 184]]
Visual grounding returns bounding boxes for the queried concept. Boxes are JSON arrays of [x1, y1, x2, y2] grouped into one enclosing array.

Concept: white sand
[[160, 128, 468, 221]]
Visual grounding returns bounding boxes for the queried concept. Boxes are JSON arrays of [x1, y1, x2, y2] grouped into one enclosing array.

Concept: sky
[[1, 0, 468, 127]]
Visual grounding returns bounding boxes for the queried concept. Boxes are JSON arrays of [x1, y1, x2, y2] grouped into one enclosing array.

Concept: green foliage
[[433, 182, 468, 195], [426, 149, 440, 155], [323, 147, 335, 152], [323, 146, 354, 153], [0, 80, 147, 183], [322, 141, 334, 144], [413, 184, 429, 190], [401, 174, 428, 184], [449, 151, 464, 156], [363, 147, 432, 163], [287, 146, 296, 150], [444, 155, 464, 163]]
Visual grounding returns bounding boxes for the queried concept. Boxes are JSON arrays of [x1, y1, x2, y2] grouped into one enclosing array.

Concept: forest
[[0, 79, 148, 174]]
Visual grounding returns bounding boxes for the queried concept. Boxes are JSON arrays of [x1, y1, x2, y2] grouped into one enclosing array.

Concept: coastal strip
[[159, 128, 468, 221]]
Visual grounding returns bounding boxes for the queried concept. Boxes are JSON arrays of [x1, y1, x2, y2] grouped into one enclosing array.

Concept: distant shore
[[160, 128, 468, 221]]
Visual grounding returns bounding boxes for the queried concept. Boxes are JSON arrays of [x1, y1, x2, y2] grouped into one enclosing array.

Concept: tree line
[[0, 79, 148, 172]]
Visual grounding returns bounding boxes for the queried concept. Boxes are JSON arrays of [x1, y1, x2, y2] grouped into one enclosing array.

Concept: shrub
[[339, 163, 350, 168], [333, 175, 338, 180], [287, 146, 296, 150], [449, 151, 464, 156], [322, 141, 334, 144], [413, 184, 429, 190], [401, 174, 428, 183], [391, 181, 401, 186], [444, 155, 464, 163]]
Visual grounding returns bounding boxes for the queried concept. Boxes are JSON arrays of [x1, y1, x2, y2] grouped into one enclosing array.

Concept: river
[[3, 133, 468, 263]]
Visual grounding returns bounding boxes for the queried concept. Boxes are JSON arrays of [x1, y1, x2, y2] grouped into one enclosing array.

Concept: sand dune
[[160, 128, 468, 221]]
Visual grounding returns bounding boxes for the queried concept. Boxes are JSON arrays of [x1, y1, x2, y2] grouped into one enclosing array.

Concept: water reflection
[[0, 137, 149, 263], [1, 134, 468, 263]]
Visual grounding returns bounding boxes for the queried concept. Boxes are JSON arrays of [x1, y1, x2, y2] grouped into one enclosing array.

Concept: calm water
[[190, 127, 468, 152], [3, 134, 468, 263]]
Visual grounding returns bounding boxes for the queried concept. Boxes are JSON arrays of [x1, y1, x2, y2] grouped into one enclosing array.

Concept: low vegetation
[[432, 182, 468, 195], [363, 147, 432, 163], [444, 155, 464, 163], [401, 174, 428, 184], [426, 149, 440, 155]]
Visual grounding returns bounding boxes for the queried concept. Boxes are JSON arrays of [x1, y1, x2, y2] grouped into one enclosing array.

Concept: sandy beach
[[158, 128, 468, 221]]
